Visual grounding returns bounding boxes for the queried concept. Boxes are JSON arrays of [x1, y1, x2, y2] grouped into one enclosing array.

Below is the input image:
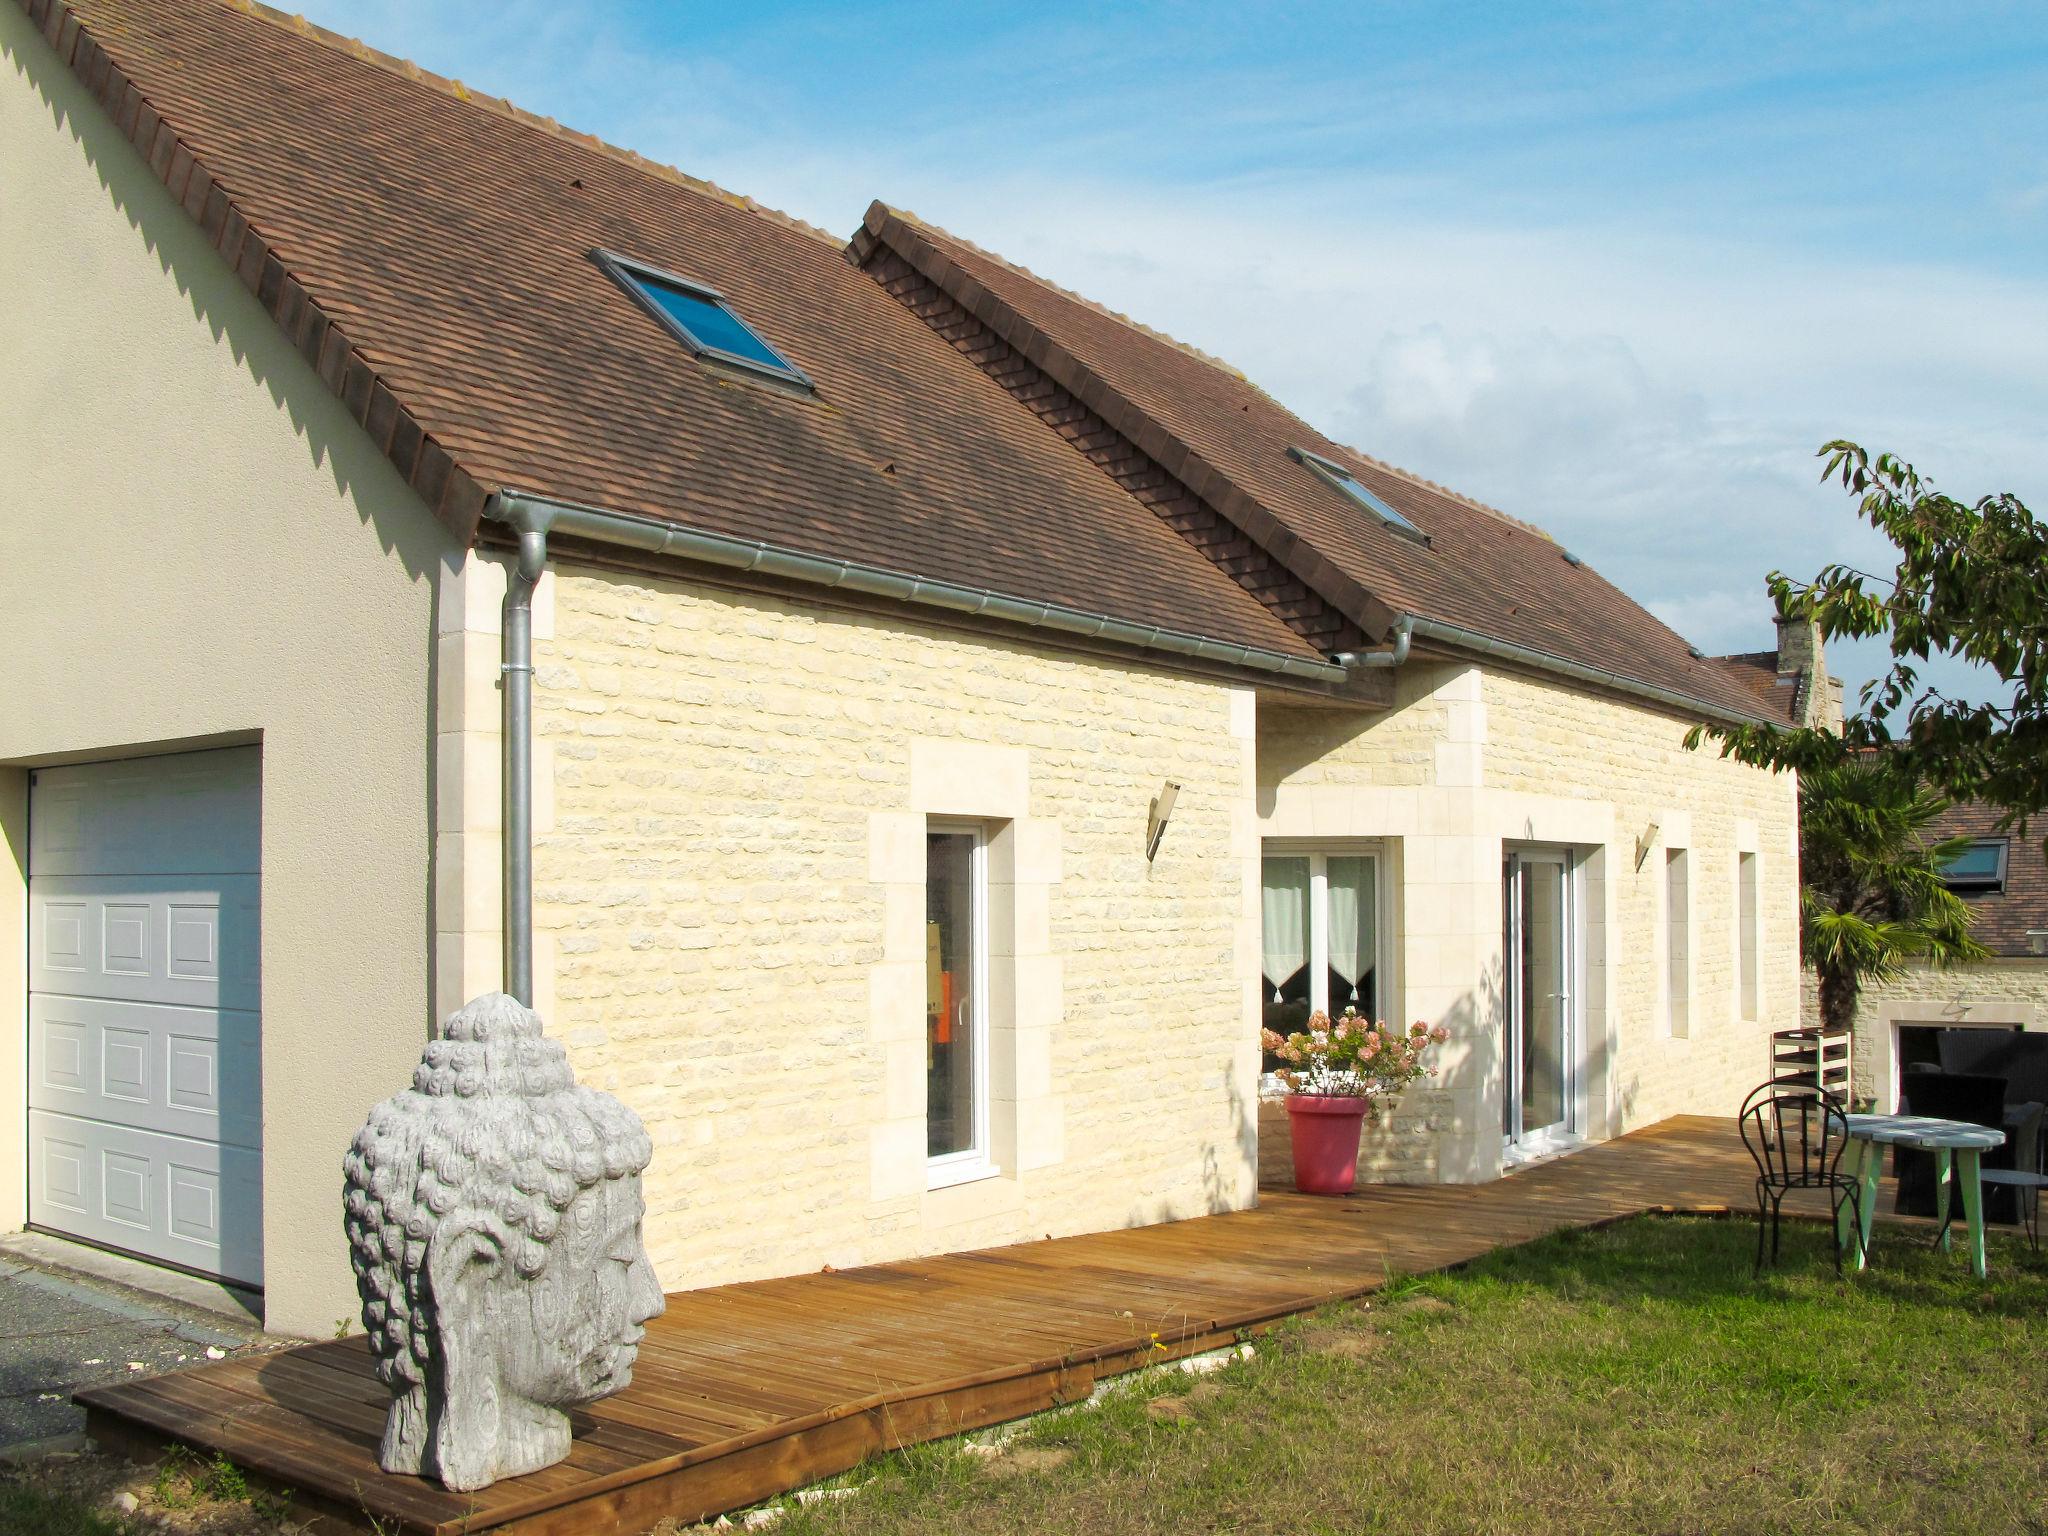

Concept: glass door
[[1503, 848, 1573, 1149]]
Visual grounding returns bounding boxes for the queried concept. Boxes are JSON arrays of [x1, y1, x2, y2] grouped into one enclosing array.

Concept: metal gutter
[[1401, 615, 1769, 728], [482, 491, 1347, 684], [480, 488, 1349, 1005]]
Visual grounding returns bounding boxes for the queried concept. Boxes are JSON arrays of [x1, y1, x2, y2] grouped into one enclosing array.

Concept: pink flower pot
[[1285, 1094, 1370, 1195]]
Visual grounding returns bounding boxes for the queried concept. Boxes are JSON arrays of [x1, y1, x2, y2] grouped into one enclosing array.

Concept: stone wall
[[525, 564, 1262, 1293], [1257, 657, 1801, 1188], [1805, 960, 2048, 1108]]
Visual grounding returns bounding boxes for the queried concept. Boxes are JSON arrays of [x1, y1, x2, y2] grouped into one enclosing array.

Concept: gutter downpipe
[[1329, 614, 1413, 671], [499, 506, 552, 1008]]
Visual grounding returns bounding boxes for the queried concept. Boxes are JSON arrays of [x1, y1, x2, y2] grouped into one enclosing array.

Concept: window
[[1288, 447, 1429, 544], [1665, 848, 1690, 1038], [596, 248, 813, 389], [926, 825, 990, 1183], [1261, 851, 1381, 1065], [1941, 838, 2008, 894], [1737, 851, 1759, 1022]]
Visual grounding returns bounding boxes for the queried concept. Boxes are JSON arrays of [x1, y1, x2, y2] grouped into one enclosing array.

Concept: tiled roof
[[1712, 652, 1803, 726], [859, 206, 1778, 723], [25, 0, 1324, 669], [1927, 802, 2048, 959]]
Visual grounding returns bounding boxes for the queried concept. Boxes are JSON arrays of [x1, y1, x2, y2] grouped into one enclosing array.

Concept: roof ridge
[[879, 205, 1559, 545], [876, 203, 1264, 384], [222, 0, 842, 248], [1319, 439, 1558, 542]]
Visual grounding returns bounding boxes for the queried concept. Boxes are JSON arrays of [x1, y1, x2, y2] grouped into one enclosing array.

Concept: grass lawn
[[775, 1215, 2048, 1536]]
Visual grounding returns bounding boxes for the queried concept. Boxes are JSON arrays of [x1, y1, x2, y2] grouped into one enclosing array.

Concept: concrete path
[[0, 1243, 266, 1451]]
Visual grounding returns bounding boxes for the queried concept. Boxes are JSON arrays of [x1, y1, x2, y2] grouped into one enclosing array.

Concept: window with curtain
[[1261, 850, 1381, 1069]]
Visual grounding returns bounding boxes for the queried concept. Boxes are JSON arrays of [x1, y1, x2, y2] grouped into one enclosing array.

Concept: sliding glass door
[[1503, 848, 1574, 1148]]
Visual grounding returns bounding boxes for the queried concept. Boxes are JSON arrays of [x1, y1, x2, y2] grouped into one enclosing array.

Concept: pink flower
[[1430, 1025, 1450, 1043]]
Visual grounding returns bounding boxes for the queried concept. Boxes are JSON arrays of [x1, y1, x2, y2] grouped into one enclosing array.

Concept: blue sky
[[302, 0, 2047, 705]]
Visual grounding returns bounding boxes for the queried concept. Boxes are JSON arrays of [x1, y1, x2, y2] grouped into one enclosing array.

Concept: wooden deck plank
[[79, 1117, 1914, 1535]]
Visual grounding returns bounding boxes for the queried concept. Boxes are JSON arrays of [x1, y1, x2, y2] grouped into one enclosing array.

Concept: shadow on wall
[[10, 22, 447, 584], [10, 18, 457, 1041], [1253, 707, 1399, 819], [1109, 1046, 1258, 1233]]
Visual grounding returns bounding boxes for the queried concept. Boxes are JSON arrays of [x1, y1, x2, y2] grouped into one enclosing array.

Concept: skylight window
[[1288, 448, 1428, 544], [596, 249, 812, 389], [1941, 838, 2008, 894]]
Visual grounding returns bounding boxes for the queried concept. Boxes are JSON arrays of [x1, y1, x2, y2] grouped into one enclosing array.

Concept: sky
[[298, 0, 2048, 707]]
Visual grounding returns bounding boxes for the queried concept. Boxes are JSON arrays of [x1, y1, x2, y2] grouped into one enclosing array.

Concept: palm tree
[[1799, 754, 1990, 1034]]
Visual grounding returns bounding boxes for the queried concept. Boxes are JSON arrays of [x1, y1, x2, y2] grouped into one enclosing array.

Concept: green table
[[1837, 1112, 2007, 1278]]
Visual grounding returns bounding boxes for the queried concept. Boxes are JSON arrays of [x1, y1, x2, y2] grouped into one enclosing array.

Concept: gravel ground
[[0, 1253, 266, 1450]]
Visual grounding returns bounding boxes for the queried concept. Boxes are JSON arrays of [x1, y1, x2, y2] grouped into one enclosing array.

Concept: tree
[[1691, 442, 2048, 832], [1796, 754, 1988, 1035]]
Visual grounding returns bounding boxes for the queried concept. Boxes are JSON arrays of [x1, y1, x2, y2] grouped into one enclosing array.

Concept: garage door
[[27, 749, 262, 1287]]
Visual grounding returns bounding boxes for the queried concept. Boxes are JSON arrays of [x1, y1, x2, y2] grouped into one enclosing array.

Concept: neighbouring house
[[2, 0, 1803, 1338], [1834, 798, 2048, 1110]]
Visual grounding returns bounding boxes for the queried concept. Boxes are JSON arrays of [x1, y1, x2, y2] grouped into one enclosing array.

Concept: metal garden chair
[[1738, 1083, 1863, 1276]]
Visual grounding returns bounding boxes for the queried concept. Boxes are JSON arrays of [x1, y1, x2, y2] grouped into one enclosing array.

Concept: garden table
[[1837, 1113, 2007, 1279]]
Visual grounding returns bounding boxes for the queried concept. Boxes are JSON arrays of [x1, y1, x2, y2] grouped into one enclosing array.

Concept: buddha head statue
[[342, 992, 664, 1491]]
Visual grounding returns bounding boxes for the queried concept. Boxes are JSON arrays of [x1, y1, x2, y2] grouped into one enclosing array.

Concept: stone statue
[[342, 992, 664, 1491]]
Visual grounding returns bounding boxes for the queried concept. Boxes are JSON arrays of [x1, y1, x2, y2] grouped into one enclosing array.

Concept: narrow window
[[1664, 848, 1689, 1038], [596, 249, 813, 389], [1261, 850, 1382, 1068], [927, 825, 988, 1179], [1737, 851, 1759, 1022]]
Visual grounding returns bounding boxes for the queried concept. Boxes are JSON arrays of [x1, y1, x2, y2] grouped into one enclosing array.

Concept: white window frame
[[927, 820, 995, 1190], [1261, 841, 1394, 1022]]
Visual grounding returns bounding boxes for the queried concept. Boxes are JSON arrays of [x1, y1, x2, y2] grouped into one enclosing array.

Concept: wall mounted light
[[1634, 820, 1661, 872], [1146, 782, 1181, 864]]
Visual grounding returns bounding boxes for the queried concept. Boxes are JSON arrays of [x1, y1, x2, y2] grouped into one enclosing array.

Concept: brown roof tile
[[31, 0, 1321, 668], [1711, 652, 1803, 726], [864, 205, 1778, 722], [1927, 802, 2048, 958]]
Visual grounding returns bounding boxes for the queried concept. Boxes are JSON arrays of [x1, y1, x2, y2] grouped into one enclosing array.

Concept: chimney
[[1775, 607, 1844, 733]]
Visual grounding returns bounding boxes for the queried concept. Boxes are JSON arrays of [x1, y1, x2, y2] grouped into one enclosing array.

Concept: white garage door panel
[[28, 995, 261, 1147], [27, 748, 262, 1288], [30, 752, 260, 877], [28, 1110, 263, 1283], [30, 877, 260, 1010]]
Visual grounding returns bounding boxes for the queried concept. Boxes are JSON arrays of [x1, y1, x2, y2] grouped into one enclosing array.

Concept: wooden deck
[[80, 1116, 1875, 1534]]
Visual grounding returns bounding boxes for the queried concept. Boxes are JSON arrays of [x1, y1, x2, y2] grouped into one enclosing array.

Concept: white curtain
[[1260, 858, 1309, 1003], [1326, 856, 1373, 1008]]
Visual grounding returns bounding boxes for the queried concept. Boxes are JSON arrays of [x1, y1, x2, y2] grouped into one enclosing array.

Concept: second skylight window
[[1289, 447, 1428, 544]]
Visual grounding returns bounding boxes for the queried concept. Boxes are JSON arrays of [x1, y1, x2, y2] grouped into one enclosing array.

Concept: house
[[1838, 797, 2048, 1110], [2, 0, 1802, 1339]]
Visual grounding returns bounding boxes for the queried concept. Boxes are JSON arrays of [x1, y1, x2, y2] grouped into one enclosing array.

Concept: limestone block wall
[[1481, 668, 1802, 1132], [1256, 656, 1800, 1188], [1805, 960, 2048, 1109], [524, 564, 1261, 1294]]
